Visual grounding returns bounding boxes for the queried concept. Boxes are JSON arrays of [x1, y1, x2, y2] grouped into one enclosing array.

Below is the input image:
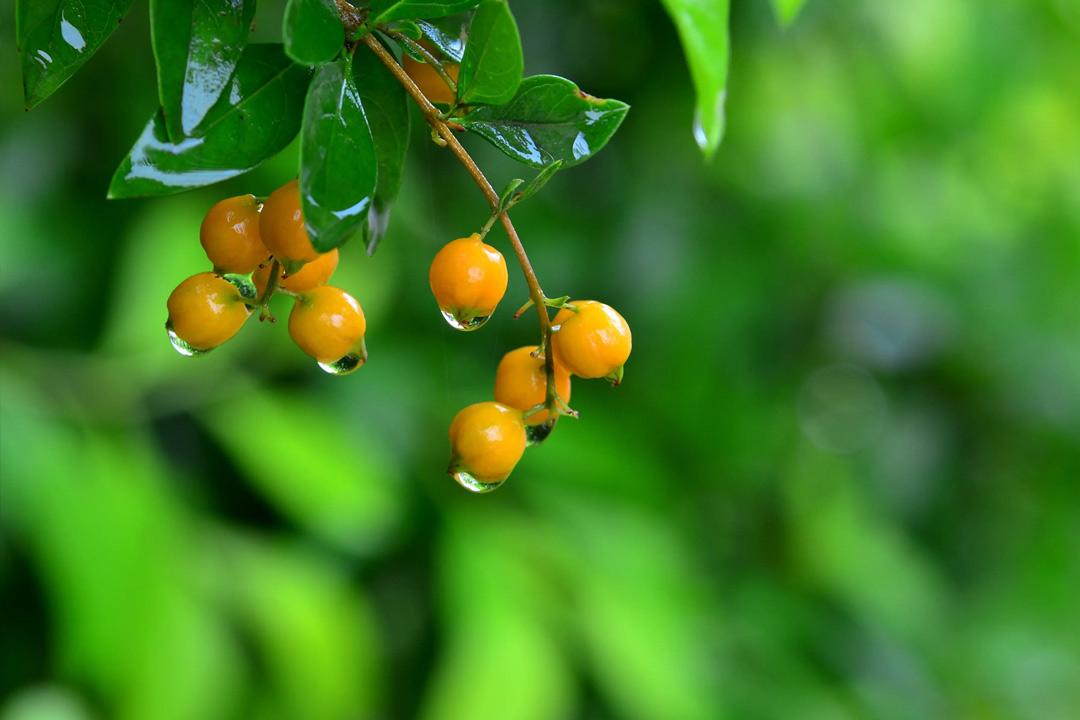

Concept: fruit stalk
[[360, 32, 561, 418]]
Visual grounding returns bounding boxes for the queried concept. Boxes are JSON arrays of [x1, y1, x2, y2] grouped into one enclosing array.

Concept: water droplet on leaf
[[166, 321, 207, 357]]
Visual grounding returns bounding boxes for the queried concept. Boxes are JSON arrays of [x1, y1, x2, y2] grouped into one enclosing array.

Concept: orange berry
[[199, 194, 269, 273], [166, 272, 251, 351], [493, 346, 571, 424], [429, 233, 508, 329], [403, 53, 459, 105], [448, 402, 527, 486], [260, 179, 319, 267], [552, 301, 632, 380], [254, 249, 339, 295], [288, 285, 366, 364]]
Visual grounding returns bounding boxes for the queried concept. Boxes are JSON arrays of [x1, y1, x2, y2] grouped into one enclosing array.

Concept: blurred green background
[[3, 1, 1080, 718]]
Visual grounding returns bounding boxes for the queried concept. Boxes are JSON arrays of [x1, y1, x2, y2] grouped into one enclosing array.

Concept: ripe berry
[[448, 402, 527, 490], [166, 272, 251, 353], [288, 285, 367, 367], [260, 179, 319, 267], [494, 346, 571, 424], [200, 194, 269, 274], [254, 248, 339, 295], [429, 233, 508, 330], [403, 52, 459, 105], [552, 301, 632, 380]]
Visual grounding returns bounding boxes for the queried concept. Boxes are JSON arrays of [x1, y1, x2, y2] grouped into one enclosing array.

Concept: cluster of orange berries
[[431, 233, 632, 492], [165, 180, 368, 374], [168, 170, 630, 492]]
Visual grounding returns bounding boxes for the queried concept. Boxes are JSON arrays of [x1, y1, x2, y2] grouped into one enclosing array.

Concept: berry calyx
[[288, 285, 367, 366], [448, 402, 527, 490], [260, 179, 319, 269], [166, 272, 252, 353], [403, 51, 459, 106], [429, 233, 508, 330], [494, 346, 572, 424], [254, 248, 339, 295], [200, 194, 269, 274], [551, 300, 632, 381]]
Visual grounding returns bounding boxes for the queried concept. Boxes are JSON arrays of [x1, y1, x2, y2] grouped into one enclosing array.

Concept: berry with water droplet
[[552, 300, 632, 380], [448, 402, 526, 492], [494, 346, 571, 424], [403, 48, 459, 105], [429, 233, 508, 331], [254, 248, 339, 295], [288, 285, 367, 373], [200, 194, 269, 274], [166, 272, 252, 354], [260, 179, 319, 268]]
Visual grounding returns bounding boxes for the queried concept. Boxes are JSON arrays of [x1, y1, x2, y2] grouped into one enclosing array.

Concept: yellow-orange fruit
[[166, 272, 251, 350], [403, 53, 459, 105], [260, 179, 319, 266], [448, 402, 527, 483], [200, 194, 269, 273], [552, 301, 632, 379], [288, 285, 366, 363], [493, 346, 572, 424], [429, 233, 508, 327], [254, 249, 339, 295]]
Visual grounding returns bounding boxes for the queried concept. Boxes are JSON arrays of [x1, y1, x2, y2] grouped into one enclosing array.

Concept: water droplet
[[166, 321, 208, 357], [441, 309, 491, 331], [525, 422, 554, 446], [451, 469, 506, 494], [318, 352, 366, 376]]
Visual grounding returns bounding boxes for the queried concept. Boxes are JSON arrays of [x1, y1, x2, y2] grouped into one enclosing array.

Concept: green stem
[[360, 33, 562, 418]]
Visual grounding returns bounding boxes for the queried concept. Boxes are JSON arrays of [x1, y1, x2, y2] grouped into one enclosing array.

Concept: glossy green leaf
[[150, 0, 256, 141], [284, 0, 344, 67], [457, 0, 522, 105], [497, 160, 561, 213], [415, 16, 469, 62], [460, 75, 629, 168], [660, 0, 729, 158], [354, 44, 410, 254], [771, 0, 807, 27], [369, 0, 480, 25], [15, 0, 135, 108], [109, 45, 311, 199], [300, 56, 378, 252]]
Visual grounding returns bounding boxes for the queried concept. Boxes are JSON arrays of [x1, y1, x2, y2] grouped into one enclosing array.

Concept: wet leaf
[[368, 0, 480, 24], [354, 43, 410, 254], [284, 0, 345, 67], [300, 56, 378, 252], [457, 0, 522, 105], [15, 0, 135, 109], [415, 15, 469, 62], [460, 75, 628, 168], [109, 45, 311, 198], [661, 0, 729, 158]]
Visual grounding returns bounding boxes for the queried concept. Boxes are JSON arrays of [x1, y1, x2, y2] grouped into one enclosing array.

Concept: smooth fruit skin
[[448, 402, 527, 482], [288, 285, 366, 363], [494, 346, 571, 424], [200, 194, 269, 273], [260, 179, 319, 266], [429, 233, 508, 321], [167, 272, 251, 350], [552, 301, 632, 379], [403, 54, 459, 105], [254, 249, 339, 294]]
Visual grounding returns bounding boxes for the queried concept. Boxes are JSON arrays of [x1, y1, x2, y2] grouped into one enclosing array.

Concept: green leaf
[[150, 0, 256, 142], [15, 0, 135, 108], [284, 0, 345, 67], [353, 43, 410, 254], [300, 56, 378, 253], [368, 0, 480, 25], [771, 0, 807, 27], [497, 178, 525, 213], [457, 0, 522, 105], [497, 160, 561, 213], [661, 0, 729, 159], [415, 16, 469, 62], [109, 45, 311, 199], [460, 75, 629, 168]]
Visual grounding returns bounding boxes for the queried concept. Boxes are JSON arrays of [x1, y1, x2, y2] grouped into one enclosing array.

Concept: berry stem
[[360, 32, 562, 419]]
